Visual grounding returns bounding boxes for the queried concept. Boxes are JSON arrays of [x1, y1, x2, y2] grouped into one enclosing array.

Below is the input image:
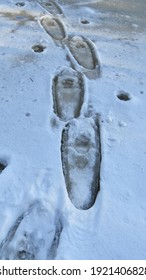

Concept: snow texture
[[0, 0, 146, 260]]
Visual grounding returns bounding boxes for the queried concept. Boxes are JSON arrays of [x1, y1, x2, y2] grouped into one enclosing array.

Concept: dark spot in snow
[[46, 3, 53, 7], [32, 45, 46, 53], [50, 116, 59, 128], [81, 19, 90, 24], [117, 91, 131, 101], [0, 162, 7, 174], [0, 11, 35, 23], [16, 250, 35, 260], [25, 113, 31, 117], [15, 2, 25, 7]]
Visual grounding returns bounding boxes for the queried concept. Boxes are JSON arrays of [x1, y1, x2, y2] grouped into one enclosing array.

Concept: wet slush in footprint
[[40, 14, 66, 41], [61, 117, 101, 210], [52, 67, 84, 122], [65, 36, 100, 79]]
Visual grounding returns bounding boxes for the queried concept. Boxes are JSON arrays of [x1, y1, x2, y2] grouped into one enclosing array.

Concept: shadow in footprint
[[61, 116, 101, 210], [52, 67, 84, 122]]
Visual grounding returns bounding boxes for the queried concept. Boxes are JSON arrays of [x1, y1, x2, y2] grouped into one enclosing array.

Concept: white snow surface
[[0, 0, 146, 259]]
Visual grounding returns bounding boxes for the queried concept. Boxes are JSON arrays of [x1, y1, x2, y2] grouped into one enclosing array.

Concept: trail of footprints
[[43, 1, 101, 210], [39, 8, 100, 78], [0, 0, 101, 259]]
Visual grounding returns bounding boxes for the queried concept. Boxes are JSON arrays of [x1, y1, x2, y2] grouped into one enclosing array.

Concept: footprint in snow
[[0, 202, 62, 260], [38, 0, 63, 16], [40, 14, 66, 41], [65, 35, 101, 79], [52, 67, 84, 122], [61, 117, 101, 210]]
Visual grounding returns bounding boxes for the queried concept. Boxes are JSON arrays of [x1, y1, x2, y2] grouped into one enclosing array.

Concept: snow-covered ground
[[0, 0, 146, 260]]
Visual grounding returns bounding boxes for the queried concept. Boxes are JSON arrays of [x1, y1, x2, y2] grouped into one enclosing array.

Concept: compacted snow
[[0, 0, 146, 260]]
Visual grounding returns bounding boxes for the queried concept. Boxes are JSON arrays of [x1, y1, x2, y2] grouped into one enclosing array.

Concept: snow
[[0, 0, 146, 260]]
